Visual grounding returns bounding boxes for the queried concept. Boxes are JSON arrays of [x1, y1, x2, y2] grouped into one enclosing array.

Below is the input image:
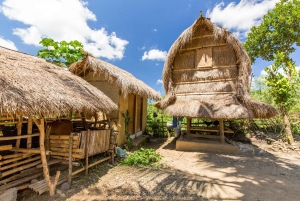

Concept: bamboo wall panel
[[80, 130, 110, 156], [213, 46, 237, 66], [173, 51, 195, 70]]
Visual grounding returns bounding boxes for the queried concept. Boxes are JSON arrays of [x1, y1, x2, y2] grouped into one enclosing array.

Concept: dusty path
[[22, 136, 300, 201]]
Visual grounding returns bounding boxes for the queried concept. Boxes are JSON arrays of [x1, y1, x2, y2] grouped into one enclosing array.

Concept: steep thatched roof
[[0, 46, 117, 116], [69, 55, 161, 101], [154, 16, 278, 119]]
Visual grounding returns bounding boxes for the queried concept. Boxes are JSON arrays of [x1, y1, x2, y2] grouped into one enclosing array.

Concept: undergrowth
[[120, 148, 162, 167]]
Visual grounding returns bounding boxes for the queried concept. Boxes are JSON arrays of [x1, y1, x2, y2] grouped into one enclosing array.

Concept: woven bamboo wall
[[172, 24, 238, 96]]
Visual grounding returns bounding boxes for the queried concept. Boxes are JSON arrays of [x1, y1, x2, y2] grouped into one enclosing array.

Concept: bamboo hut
[[154, 14, 278, 148], [0, 46, 117, 197], [69, 55, 161, 145]]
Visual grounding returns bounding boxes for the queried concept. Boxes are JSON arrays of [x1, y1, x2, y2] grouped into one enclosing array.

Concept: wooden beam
[[0, 145, 12, 151], [0, 156, 41, 171], [10, 148, 51, 155], [0, 154, 33, 166], [50, 135, 79, 140], [27, 117, 33, 148], [172, 65, 237, 72], [1, 160, 41, 178], [0, 133, 40, 141], [176, 92, 235, 96], [175, 78, 236, 85], [179, 43, 227, 52]]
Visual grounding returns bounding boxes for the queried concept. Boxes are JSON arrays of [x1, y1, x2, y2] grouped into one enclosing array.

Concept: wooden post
[[68, 133, 73, 184], [16, 113, 22, 148], [80, 112, 88, 130], [219, 119, 225, 144], [186, 117, 191, 138], [45, 126, 51, 161], [27, 117, 33, 148], [33, 117, 60, 197], [85, 129, 90, 176]]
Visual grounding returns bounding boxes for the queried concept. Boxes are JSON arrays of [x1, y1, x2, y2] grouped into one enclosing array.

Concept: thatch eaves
[[154, 16, 278, 119], [69, 55, 161, 101], [0, 46, 117, 116]]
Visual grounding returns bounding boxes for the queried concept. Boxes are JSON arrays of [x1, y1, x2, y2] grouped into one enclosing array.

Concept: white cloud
[[260, 69, 268, 76], [155, 63, 159, 66], [156, 79, 163, 84], [0, 37, 18, 50], [0, 0, 128, 60], [153, 29, 157, 32], [142, 49, 167, 61], [207, 0, 279, 38]]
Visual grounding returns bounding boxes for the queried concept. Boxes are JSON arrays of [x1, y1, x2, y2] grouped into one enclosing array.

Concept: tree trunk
[[33, 117, 60, 197], [282, 112, 294, 144]]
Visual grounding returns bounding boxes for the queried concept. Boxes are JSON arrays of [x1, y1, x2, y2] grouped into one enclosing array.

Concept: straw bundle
[[0, 46, 117, 116], [154, 16, 278, 119], [69, 55, 161, 100]]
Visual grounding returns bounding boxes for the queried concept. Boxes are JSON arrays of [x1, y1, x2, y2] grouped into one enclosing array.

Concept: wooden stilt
[[85, 129, 90, 176], [27, 117, 33, 148], [219, 119, 225, 144], [15, 113, 22, 148], [68, 133, 73, 185], [33, 117, 60, 197], [45, 126, 51, 161], [187, 117, 191, 138]]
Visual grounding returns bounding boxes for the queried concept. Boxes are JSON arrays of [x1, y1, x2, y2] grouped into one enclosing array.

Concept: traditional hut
[[154, 14, 278, 146], [69, 55, 161, 145], [0, 46, 117, 196]]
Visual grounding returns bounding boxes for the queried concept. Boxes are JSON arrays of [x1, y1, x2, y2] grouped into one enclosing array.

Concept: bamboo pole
[[49, 147, 83, 154], [50, 135, 79, 140], [85, 129, 90, 176], [68, 133, 73, 184], [0, 133, 40, 141], [0, 121, 28, 125], [0, 156, 41, 171], [33, 117, 60, 197], [1, 160, 41, 178], [27, 117, 33, 148], [0, 145, 12, 151], [0, 154, 32, 166], [15, 113, 23, 148], [0, 172, 43, 191], [10, 148, 50, 155], [219, 119, 225, 144]]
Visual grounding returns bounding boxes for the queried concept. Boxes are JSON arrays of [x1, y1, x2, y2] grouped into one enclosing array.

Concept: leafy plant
[[37, 38, 86, 67], [121, 148, 162, 167], [121, 110, 132, 150]]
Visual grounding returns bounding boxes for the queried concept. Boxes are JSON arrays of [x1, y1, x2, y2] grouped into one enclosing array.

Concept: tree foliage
[[37, 38, 85, 67], [245, 0, 300, 144]]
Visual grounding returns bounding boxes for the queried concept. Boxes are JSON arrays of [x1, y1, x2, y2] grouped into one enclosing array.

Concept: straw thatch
[[154, 16, 278, 119], [69, 55, 161, 101], [0, 46, 117, 116]]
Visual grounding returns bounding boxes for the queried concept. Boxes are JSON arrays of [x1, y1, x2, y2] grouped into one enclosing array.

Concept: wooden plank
[[190, 126, 234, 134], [189, 134, 220, 139], [50, 135, 79, 140], [10, 148, 51, 155], [0, 167, 41, 185], [0, 155, 33, 166], [179, 43, 226, 52], [49, 147, 83, 154], [36, 159, 62, 168], [172, 65, 237, 72], [1, 160, 41, 178], [50, 152, 84, 159], [0, 121, 28, 125], [50, 139, 79, 145], [29, 176, 67, 195], [50, 143, 78, 149], [0, 133, 40, 141], [0, 172, 43, 191], [0, 156, 41, 171], [2, 154, 26, 160], [0, 145, 12, 151]]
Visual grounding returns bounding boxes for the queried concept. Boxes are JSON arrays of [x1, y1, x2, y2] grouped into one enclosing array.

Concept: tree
[[37, 38, 86, 67], [244, 0, 300, 144]]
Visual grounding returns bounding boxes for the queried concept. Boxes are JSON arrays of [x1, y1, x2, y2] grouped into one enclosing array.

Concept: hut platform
[[176, 136, 238, 154]]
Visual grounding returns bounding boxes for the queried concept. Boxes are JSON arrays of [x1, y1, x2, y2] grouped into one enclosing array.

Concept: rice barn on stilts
[[154, 14, 278, 152], [69, 56, 161, 145], [0, 46, 117, 198]]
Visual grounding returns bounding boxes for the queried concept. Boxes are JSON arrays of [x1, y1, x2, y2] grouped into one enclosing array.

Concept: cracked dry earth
[[24, 136, 300, 201]]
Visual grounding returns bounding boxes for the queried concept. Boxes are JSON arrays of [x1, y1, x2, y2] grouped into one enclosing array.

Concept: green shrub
[[121, 148, 162, 167]]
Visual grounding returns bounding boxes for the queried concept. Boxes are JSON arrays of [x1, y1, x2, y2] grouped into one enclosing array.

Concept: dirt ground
[[20, 134, 300, 201]]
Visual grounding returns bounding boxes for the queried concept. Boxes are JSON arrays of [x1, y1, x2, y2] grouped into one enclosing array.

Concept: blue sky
[[0, 0, 299, 94]]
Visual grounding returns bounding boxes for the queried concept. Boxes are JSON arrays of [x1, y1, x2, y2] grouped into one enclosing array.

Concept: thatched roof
[[154, 16, 278, 119], [0, 46, 117, 116], [69, 55, 161, 101]]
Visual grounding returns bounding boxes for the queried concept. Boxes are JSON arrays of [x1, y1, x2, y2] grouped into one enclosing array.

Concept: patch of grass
[[120, 148, 162, 167]]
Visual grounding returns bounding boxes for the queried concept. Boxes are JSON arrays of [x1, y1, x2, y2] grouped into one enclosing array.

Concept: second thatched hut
[[70, 55, 161, 145]]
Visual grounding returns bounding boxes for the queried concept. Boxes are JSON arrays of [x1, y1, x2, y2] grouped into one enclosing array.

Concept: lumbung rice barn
[[0, 46, 118, 198], [154, 13, 278, 152]]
